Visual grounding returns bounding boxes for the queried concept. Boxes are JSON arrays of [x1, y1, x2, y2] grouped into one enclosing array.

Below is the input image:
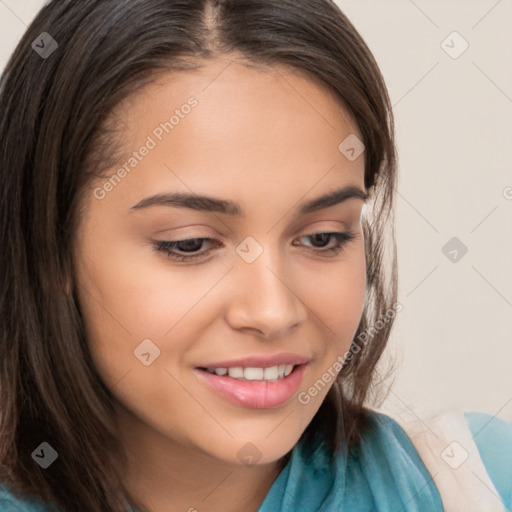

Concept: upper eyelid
[[157, 229, 352, 243], [153, 218, 356, 239]]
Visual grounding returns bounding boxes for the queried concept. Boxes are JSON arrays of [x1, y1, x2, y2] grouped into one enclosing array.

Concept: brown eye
[[293, 231, 356, 255], [152, 238, 222, 261]]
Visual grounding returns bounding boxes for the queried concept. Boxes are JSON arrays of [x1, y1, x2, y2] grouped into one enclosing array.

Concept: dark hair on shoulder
[[0, 0, 397, 510]]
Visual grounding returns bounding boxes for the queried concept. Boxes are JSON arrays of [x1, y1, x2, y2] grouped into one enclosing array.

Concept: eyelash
[[151, 231, 357, 262]]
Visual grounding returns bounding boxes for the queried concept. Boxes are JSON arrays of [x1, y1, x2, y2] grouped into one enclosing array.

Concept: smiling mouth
[[196, 364, 301, 382], [194, 363, 308, 409]]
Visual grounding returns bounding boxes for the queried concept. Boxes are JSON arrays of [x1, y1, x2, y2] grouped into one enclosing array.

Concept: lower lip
[[194, 364, 308, 409]]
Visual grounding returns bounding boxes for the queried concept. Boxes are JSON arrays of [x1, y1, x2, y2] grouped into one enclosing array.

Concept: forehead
[[92, 58, 365, 213], [115, 56, 360, 154]]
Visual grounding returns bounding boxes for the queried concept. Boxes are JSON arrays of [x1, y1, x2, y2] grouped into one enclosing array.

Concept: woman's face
[[73, 57, 367, 468]]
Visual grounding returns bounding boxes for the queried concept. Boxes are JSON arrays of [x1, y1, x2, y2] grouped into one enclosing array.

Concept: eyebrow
[[130, 185, 368, 217]]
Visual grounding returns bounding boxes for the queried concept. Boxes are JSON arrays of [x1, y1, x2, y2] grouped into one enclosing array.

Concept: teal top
[[1, 411, 511, 511], [256, 411, 512, 511]]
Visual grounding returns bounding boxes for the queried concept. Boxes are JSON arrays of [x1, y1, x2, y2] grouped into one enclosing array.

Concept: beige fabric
[[388, 407, 506, 511]]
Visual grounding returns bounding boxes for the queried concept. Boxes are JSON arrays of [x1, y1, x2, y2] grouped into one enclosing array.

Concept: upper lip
[[197, 352, 311, 369]]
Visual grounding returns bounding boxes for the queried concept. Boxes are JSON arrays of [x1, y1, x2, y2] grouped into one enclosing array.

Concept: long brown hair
[[0, 1, 397, 510]]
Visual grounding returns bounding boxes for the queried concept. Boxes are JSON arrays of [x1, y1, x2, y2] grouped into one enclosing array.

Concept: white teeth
[[263, 366, 279, 380], [284, 364, 294, 377], [205, 364, 296, 381], [244, 367, 264, 380], [228, 367, 244, 379]]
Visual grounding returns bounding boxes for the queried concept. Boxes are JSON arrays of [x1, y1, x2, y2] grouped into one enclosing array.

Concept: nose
[[224, 249, 308, 339]]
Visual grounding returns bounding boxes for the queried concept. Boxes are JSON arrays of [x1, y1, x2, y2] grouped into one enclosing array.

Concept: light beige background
[[1, 0, 511, 423]]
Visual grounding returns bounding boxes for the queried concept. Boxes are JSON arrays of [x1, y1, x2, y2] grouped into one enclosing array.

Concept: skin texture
[[73, 56, 367, 512]]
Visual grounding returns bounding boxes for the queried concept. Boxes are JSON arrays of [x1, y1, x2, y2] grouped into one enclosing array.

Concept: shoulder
[[378, 407, 512, 511], [465, 411, 512, 510], [0, 483, 57, 511]]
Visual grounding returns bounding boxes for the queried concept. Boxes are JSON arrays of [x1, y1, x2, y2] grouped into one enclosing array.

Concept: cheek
[[73, 235, 232, 385], [75, 230, 224, 337], [301, 243, 366, 340]]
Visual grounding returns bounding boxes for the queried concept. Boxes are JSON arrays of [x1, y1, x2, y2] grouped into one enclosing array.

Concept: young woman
[[0, 1, 510, 511]]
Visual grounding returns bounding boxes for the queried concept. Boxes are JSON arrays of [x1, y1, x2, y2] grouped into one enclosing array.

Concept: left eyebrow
[[130, 185, 368, 217]]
